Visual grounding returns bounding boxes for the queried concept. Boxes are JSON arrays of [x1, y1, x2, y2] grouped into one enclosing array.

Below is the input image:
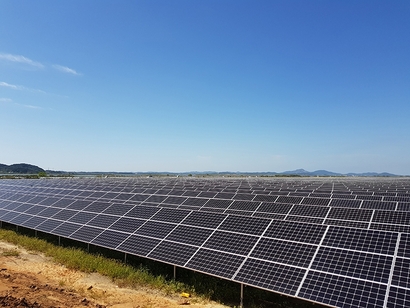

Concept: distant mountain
[[16, 166, 401, 177], [277, 169, 399, 177], [0, 163, 45, 174], [345, 172, 397, 177], [282, 169, 311, 175], [310, 170, 342, 176], [281, 169, 342, 176], [176, 169, 400, 177]]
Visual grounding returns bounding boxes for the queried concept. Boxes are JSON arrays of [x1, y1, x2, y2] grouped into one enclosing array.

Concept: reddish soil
[[0, 241, 227, 308]]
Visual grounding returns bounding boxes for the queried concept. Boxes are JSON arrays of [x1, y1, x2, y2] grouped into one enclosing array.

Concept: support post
[[58, 236, 61, 246], [240, 283, 244, 308], [124, 253, 127, 264], [87, 243, 90, 252], [16, 225, 18, 232], [174, 265, 176, 280], [35, 230, 38, 237]]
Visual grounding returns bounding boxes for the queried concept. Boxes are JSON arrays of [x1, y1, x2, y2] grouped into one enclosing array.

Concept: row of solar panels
[[1, 186, 410, 234], [1, 178, 410, 308], [2, 184, 410, 205], [1, 187, 410, 210], [2, 180, 410, 195], [0, 179, 410, 227], [1, 178, 410, 196], [2, 182, 410, 217]]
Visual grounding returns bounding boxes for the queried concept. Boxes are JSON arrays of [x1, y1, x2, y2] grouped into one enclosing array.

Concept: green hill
[[0, 163, 45, 174]]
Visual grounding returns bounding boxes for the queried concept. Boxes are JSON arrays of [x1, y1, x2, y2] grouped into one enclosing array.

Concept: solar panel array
[[1, 177, 410, 308]]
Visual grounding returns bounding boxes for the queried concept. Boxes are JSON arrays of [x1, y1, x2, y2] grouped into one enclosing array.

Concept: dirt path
[[0, 241, 228, 308]]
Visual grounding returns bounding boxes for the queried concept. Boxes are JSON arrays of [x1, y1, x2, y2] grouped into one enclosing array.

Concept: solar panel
[[10, 213, 32, 224], [388, 287, 410, 308], [288, 204, 329, 218], [14, 203, 34, 213], [218, 215, 270, 235], [124, 205, 159, 219], [203, 231, 258, 255], [235, 259, 306, 294], [186, 248, 245, 278], [134, 221, 176, 239], [25, 205, 47, 215], [227, 200, 260, 211], [52, 198, 75, 208], [117, 234, 160, 256], [70, 225, 103, 242], [151, 208, 190, 223], [322, 226, 398, 255], [162, 196, 187, 205], [87, 214, 119, 228], [69, 212, 96, 224], [165, 225, 213, 246], [91, 230, 130, 249], [264, 221, 326, 244], [253, 194, 278, 202], [36, 219, 63, 232], [103, 203, 134, 216], [362, 200, 397, 210], [251, 238, 316, 267], [311, 246, 392, 283], [182, 197, 207, 207], [298, 271, 387, 308], [327, 207, 373, 222], [148, 241, 198, 266], [276, 196, 303, 204], [373, 211, 410, 225], [52, 222, 82, 237], [203, 199, 232, 209], [109, 217, 145, 233], [233, 193, 254, 201], [329, 198, 362, 208], [256, 202, 292, 214], [182, 211, 226, 228], [1, 177, 410, 308], [22, 216, 46, 228], [301, 197, 331, 206]]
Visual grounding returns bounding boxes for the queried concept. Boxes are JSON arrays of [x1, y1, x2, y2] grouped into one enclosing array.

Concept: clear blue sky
[[1, 1, 409, 174]]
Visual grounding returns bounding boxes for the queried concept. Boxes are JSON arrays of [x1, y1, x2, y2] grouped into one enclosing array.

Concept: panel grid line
[[384, 233, 401, 308], [183, 214, 230, 267], [368, 209, 376, 229], [295, 225, 329, 297], [283, 204, 295, 220], [231, 219, 274, 280]]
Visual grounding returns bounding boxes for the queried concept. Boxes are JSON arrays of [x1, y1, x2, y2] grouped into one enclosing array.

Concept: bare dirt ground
[[0, 241, 228, 308]]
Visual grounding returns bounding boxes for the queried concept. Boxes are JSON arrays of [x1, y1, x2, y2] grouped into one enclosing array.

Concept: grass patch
[[1, 248, 20, 257]]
